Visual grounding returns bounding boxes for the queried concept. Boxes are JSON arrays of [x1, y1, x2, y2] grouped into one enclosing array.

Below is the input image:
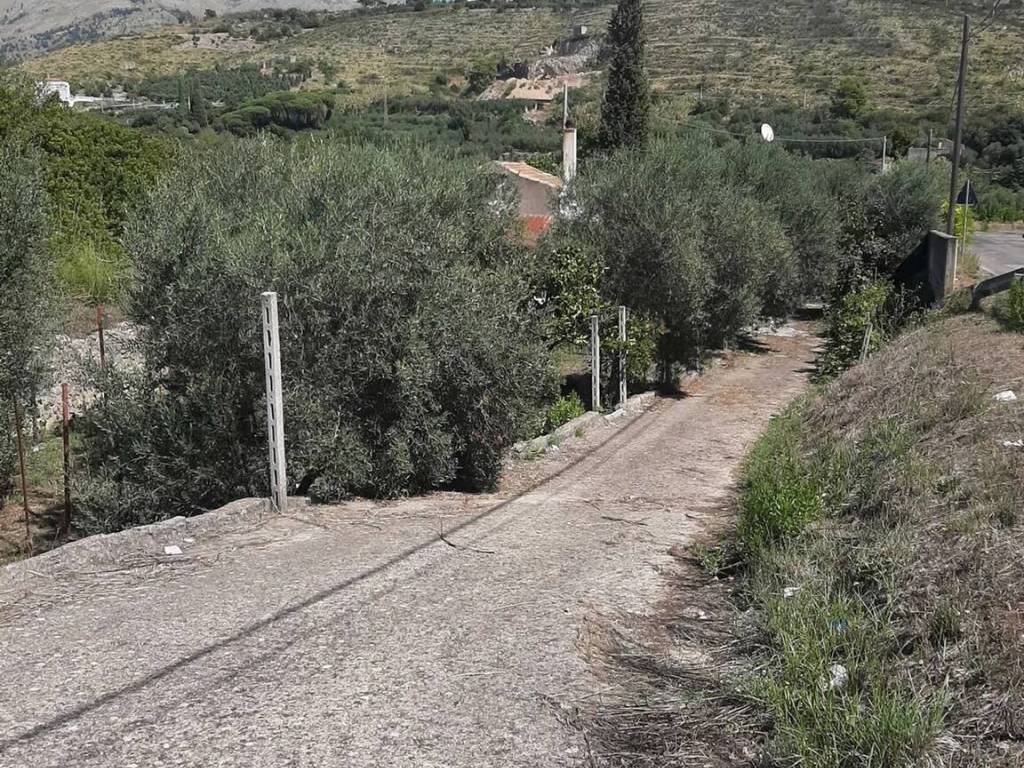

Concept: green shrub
[[0, 146, 55, 504], [819, 280, 917, 376], [329, 97, 560, 158], [75, 139, 554, 532], [551, 137, 804, 369], [538, 241, 609, 348], [219, 91, 335, 135], [737, 407, 822, 552], [975, 180, 1024, 223], [128, 65, 292, 109], [602, 311, 660, 390], [846, 161, 945, 276], [546, 392, 586, 429], [996, 277, 1024, 332], [721, 140, 840, 301], [55, 239, 126, 306], [0, 83, 168, 286]]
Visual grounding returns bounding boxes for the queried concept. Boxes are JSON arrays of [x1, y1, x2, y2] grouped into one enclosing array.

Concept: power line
[[669, 119, 885, 145]]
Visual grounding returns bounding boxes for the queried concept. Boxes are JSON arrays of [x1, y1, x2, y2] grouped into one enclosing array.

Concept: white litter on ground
[[994, 390, 1018, 402], [823, 663, 849, 692], [1002, 440, 1024, 448], [163, 545, 183, 556]]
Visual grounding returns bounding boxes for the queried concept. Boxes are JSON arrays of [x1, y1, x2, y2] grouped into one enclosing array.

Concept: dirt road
[[0, 328, 815, 768]]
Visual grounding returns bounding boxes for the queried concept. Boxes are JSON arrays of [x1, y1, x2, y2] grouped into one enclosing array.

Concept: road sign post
[[954, 178, 977, 280], [960, 178, 971, 274], [261, 292, 288, 513]]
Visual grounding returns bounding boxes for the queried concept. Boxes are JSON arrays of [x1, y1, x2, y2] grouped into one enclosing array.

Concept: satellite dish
[[760, 123, 775, 143]]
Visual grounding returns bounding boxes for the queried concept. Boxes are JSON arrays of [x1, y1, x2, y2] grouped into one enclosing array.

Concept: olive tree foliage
[[847, 160, 945, 276], [820, 158, 945, 301], [75, 139, 554, 532], [547, 138, 799, 368], [815, 160, 945, 374], [719, 141, 842, 300], [0, 147, 54, 505]]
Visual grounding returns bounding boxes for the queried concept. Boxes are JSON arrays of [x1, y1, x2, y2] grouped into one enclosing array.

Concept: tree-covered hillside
[[18, 0, 1024, 115]]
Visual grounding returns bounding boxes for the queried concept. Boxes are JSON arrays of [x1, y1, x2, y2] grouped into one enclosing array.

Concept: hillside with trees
[[14, 0, 1024, 222], [0, 1, 364, 58], [18, 0, 1024, 113]]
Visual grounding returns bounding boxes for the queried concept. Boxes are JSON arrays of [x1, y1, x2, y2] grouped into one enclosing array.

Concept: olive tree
[[75, 139, 554, 532], [549, 138, 799, 369], [0, 147, 54, 506]]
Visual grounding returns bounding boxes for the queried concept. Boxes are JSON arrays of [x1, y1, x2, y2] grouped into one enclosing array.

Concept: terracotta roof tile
[[496, 161, 563, 189]]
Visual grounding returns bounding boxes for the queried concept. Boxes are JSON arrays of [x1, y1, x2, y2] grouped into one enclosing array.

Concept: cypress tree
[[189, 79, 208, 127], [177, 77, 187, 116], [597, 0, 651, 152]]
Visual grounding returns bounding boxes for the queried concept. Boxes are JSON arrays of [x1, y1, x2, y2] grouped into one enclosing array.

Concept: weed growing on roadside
[[693, 541, 740, 578], [995, 278, 1024, 332], [929, 599, 962, 646], [547, 392, 586, 430], [737, 407, 821, 552]]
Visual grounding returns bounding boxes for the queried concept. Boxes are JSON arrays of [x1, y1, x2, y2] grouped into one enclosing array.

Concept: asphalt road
[[0, 329, 815, 768], [973, 231, 1024, 276]]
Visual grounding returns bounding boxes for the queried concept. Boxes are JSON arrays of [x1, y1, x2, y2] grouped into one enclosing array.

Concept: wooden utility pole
[[926, 127, 933, 164], [96, 305, 106, 368], [12, 402, 30, 549], [946, 14, 970, 235]]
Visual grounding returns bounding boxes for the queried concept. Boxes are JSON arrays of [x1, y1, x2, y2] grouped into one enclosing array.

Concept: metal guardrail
[[971, 268, 1024, 310]]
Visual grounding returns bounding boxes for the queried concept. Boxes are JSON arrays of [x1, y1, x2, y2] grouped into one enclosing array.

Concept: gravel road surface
[[0, 328, 815, 768]]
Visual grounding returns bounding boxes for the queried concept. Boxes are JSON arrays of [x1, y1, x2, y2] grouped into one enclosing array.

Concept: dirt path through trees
[[0, 326, 816, 768]]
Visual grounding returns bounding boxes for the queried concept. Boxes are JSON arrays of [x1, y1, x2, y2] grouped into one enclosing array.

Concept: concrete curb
[[513, 390, 658, 457], [2, 497, 271, 585]]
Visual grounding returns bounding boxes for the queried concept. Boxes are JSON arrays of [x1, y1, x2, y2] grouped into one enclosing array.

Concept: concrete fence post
[[590, 314, 600, 412], [261, 292, 288, 513], [61, 383, 71, 537], [618, 306, 627, 409]]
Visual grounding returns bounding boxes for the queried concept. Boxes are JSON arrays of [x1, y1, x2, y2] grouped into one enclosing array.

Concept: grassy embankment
[[590, 303, 1024, 766]]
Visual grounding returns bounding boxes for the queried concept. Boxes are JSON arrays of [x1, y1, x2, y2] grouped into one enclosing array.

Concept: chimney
[[563, 122, 577, 184]]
